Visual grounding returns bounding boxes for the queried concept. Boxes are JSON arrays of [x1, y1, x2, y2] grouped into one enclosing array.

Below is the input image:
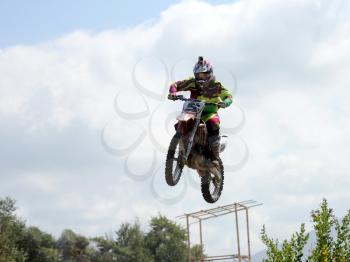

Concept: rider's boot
[[208, 135, 221, 164], [207, 135, 222, 183]]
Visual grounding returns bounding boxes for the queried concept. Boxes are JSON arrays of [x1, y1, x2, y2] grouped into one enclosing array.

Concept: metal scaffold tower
[[178, 200, 262, 262]]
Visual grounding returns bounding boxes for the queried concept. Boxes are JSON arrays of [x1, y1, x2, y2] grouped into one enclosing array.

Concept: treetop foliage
[[0, 197, 203, 262], [261, 199, 350, 262]]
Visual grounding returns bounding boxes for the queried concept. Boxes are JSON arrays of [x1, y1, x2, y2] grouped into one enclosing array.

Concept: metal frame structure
[[177, 200, 262, 262]]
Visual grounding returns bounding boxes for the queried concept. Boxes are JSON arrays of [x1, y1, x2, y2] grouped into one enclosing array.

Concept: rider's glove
[[218, 101, 227, 108], [168, 93, 177, 100]]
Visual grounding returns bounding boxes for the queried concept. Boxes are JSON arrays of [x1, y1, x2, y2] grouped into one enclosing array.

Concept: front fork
[[183, 116, 201, 161]]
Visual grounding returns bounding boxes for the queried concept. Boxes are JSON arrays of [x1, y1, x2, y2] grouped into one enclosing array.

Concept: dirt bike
[[165, 95, 228, 203]]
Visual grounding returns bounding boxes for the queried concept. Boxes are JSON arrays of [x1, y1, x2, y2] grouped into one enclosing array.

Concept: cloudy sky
[[1, 0, 350, 256]]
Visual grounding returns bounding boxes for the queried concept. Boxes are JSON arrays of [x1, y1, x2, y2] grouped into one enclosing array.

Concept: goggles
[[195, 72, 210, 80]]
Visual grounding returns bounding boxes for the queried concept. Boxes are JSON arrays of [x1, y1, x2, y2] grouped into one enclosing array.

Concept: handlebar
[[169, 95, 189, 101], [168, 94, 220, 106]]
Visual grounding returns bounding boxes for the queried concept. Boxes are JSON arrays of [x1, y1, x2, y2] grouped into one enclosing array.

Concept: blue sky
[[0, 0, 235, 47]]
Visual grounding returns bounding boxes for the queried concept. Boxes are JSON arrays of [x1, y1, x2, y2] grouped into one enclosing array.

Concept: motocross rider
[[168, 56, 233, 161]]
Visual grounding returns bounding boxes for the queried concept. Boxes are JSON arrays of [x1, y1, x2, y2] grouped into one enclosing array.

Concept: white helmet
[[193, 56, 215, 87]]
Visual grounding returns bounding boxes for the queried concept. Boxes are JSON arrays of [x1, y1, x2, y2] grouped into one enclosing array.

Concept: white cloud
[[1, 0, 350, 256]]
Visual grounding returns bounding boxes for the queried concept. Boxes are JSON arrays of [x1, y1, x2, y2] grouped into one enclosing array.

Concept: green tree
[[190, 244, 205, 261], [333, 210, 350, 262], [261, 199, 350, 261], [308, 199, 350, 261], [91, 235, 118, 262], [57, 229, 90, 262], [145, 215, 187, 262], [309, 199, 335, 261], [19, 226, 59, 262], [0, 197, 26, 262], [91, 222, 153, 262], [114, 221, 153, 262], [1, 198, 205, 262], [261, 223, 309, 262]]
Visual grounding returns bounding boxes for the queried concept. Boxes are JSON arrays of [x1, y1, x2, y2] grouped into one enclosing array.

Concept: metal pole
[[245, 207, 251, 262], [235, 203, 241, 262], [186, 215, 191, 262], [199, 219, 203, 261]]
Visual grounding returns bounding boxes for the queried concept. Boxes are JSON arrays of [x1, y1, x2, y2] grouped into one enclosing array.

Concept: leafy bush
[[0, 196, 204, 262], [261, 199, 350, 262]]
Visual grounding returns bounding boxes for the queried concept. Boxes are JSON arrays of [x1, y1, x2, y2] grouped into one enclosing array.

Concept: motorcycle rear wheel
[[201, 158, 224, 203], [165, 133, 184, 186]]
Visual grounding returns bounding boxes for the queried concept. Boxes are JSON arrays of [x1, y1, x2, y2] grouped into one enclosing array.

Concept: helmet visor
[[195, 72, 210, 80]]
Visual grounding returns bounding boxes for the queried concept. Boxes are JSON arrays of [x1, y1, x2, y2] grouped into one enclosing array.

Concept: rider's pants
[[204, 113, 220, 136]]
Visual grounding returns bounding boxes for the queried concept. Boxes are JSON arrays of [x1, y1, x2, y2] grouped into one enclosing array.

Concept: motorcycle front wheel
[[165, 133, 184, 186], [201, 158, 224, 203]]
